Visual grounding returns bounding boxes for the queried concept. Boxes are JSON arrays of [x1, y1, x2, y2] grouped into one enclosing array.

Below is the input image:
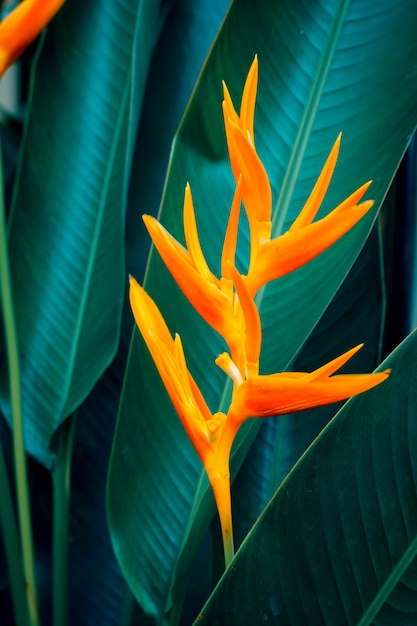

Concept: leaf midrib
[[60, 73, 132, 417]]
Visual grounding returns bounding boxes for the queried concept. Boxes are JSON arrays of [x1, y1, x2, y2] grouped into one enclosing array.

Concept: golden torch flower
[[0, 0, 66, 78], [130, 58, 390, 568]]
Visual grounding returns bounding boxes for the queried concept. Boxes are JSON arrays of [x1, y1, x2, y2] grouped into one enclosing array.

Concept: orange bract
[[0, 0, 66, 78]]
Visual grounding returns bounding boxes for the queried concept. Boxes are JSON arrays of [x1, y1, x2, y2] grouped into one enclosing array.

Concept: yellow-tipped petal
[[0, 0, 66, 77], [229, 264, 262, 368], [221, 176, 242, 279], [183, 184, 213, 282], [239, 55, 258, 143], [129, 276, 173, 350], [289, 134, 341, 231], [222, 56, 258, 144], [215, 352, 244, 386], [222, 81, 240, 128]]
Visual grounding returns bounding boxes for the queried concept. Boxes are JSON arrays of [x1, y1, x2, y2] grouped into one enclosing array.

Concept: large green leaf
[[195, 327, 417, 625], [108, 0, 417, 623], [60, 2, 231, 624], [0, 0, 164, 467]]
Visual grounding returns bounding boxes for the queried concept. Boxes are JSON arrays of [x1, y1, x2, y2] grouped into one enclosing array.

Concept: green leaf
[[108, 0, 417, 622], [195, 328, 417, 626], [0, 0, 164, 467], [61, 2, 232, 625]]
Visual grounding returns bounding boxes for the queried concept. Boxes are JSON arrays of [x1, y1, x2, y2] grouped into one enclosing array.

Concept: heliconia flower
[[0, 0, 66, 78], [131, 58, 391, 568], [130, 277, 389, 568]]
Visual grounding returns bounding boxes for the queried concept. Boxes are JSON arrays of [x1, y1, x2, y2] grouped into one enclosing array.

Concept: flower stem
[[52, 412, 77, 626], [210, 473, 234, 569], [0, 434, 30, 626], [0, 147, 39, 625]]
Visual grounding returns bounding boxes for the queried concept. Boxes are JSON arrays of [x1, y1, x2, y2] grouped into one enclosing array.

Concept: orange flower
[[131, 58, 390, 568], [0, 0, 66, 78], [222, 58, 375, 296], [130, 277, 389, 568]]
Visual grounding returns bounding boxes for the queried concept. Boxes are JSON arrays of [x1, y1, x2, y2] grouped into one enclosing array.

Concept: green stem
[[0, 435, 30, 626], [0, 149, 39, 625], [52, 412, 77, 626], [210, 473, 234, 569]]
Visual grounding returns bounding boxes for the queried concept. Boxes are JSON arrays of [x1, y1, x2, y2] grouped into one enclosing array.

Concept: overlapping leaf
[[0, 0, 163, 467], [107, 0, 417, 623], [196, 328, 417, 625]]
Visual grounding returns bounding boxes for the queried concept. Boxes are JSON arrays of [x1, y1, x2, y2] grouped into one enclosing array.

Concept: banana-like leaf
[[195, 327, 417, 625], [108, 0, 417, 622], [0, 0, 164, 467]]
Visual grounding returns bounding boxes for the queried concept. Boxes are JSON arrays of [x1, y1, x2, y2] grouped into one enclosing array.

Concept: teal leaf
[[0, 0, 165, 467], [195, 328, 417, 626]]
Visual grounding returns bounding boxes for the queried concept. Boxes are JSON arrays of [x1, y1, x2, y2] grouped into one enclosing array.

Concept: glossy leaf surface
[[0, 0, 162, 467]]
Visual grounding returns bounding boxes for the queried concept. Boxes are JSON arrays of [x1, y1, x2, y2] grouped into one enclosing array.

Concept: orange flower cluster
[[130, 57, 389, 567], [0, 0, 65, 78]]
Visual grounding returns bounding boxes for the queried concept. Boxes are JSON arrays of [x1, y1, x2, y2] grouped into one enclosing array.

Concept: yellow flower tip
[[183, 182, 214, 282], [129, 274, 174, 350], [0, 0, 66, 77], [221, 176, 242, 279], [142, 213, 153, 228], [215, 352, 243, 386]]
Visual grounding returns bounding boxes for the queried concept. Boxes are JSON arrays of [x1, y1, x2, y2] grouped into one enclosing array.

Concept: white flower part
[[215, 352, 244, 386]]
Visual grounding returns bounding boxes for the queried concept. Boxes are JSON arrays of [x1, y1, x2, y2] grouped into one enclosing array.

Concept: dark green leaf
[[0, 0, 164, 467], [195, 328, 417, 626]]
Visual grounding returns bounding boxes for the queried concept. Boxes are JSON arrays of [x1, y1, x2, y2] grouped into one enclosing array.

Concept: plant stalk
[[0, 435, 30, 626], [0, 147, 39, 625]]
